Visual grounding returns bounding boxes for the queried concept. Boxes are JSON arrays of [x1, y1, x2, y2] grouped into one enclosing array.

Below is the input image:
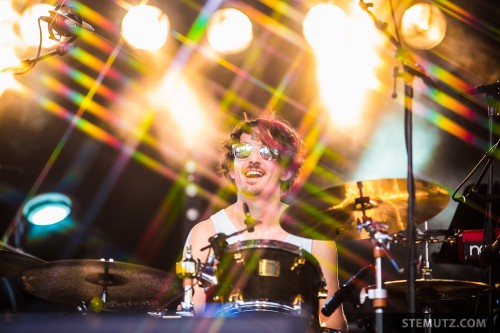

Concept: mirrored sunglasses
[[232, 143, 279, 161]]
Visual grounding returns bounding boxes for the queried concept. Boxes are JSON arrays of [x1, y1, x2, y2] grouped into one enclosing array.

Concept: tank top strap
[[210, 209, 245, 245]]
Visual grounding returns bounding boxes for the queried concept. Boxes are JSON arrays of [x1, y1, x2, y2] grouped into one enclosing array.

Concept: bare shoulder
[[187, 218, 216, 254]]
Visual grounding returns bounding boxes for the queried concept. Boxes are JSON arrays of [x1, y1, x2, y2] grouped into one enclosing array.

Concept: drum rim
[[223, 239, 324, 278], [215, 300, 309, 315]]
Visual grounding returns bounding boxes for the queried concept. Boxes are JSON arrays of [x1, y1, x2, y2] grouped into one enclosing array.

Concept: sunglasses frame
[[232, 143, 279, 161]]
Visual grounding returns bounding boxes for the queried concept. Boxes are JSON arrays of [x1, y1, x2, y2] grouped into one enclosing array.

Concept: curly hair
[[218, 117, 305, 192]]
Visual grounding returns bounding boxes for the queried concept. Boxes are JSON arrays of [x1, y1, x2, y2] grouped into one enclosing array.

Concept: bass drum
[[210, 239, 325, 331]]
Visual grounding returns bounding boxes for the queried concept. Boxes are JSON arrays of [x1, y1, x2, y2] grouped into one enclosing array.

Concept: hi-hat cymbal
[[281, 178, 449, 240], [0, 242, 47, 278], [384, 279, 491, 301], [20, 259, 181, 310]]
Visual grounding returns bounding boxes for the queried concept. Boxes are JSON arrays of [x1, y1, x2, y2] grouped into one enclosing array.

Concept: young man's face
[[230, 133, 287, 198]]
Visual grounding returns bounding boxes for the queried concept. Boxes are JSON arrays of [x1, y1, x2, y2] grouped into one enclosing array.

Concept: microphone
[[321, 265, 373, 317], [40, 4, 94, 41], [479, 234, 500, 266], [243, 202, 257, 232]]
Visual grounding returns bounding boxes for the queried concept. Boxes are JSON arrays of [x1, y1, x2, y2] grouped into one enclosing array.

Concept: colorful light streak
[[72, 1, 120, 35], [70, 48, 123, 81], [414, 106, 489, 149], [427, 87, 484, 124]]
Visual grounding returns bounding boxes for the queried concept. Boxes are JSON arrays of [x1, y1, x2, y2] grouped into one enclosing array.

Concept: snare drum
[[210, 239, 325, 327]]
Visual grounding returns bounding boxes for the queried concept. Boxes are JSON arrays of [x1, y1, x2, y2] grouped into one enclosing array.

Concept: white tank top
[[210, 209, 313, 253]]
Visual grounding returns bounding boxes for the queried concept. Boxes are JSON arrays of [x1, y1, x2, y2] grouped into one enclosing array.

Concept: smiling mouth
[[245, 170, 264, 178]]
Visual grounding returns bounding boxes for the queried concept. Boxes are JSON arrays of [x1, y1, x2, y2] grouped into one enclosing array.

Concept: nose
[[248, 147, 260, 162]]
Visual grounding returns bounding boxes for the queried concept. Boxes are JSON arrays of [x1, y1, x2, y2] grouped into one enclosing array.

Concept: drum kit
[[0, 178, 493, 332]]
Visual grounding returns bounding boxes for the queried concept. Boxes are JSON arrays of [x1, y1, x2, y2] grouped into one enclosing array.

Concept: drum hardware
[[293, 294, 305, 313], [377, 222, 492, 332], [353, 180, 404, 333], [19, 259, 181, 312], [358, 215, 404, 333], [175, 245, 197, 316], [392, 228, 460, 245], [292, 251, 306, 270]]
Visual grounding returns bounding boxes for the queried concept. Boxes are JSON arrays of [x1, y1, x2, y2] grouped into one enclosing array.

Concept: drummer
[[184, 115, 348, 332]]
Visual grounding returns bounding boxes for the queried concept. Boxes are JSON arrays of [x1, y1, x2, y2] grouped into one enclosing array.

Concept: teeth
[[245, 170, 263, 177]]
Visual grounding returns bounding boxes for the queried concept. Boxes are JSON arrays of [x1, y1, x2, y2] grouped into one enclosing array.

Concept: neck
[[237, 191, 282, 216]]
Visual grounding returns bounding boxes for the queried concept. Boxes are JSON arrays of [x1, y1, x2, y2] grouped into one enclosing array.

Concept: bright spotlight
[[207, 8, 253, 54], [22, 193, 72, 226], [302, 4, 348, 53], [19, 4, 59, 48], [121, 5, 170, 51], [401, 3, 447, 50]]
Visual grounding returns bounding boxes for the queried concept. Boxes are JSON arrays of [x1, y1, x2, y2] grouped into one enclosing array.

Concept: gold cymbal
[[281, 178, 449, 240], [20, 259, 181, 310], [384, 279, 491, 301]]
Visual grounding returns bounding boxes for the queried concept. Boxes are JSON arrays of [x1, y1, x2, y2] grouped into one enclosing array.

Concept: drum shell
[[211, 239, 324, 320]]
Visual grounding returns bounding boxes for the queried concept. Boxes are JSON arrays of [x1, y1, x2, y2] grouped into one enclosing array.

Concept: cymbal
[[20, 259, 181, 310], [384, 279, 491, 301], [0, 242, 47, 278], [281, 178, 449, 240]]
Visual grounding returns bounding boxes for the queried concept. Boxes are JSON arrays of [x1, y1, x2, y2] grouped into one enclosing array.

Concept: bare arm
[[183, 219, 216, 316], [312, 240, 348, 332]]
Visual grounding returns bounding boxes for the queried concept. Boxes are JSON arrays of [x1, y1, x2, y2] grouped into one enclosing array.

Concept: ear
[[229, 169, 235, 180], [280, 169, 292, 181]]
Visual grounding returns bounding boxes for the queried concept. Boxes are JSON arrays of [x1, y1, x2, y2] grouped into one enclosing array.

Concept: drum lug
[[318, 288, 328, 299], [318, 279, 328, 299], [291, 250, 306, 271], [233, 251, 244, 264], [228, 292, 243, 303], [293, 294, 304, 310]]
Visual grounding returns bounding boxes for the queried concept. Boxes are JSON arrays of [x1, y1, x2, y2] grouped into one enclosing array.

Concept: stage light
[[310, 6, 383, 128], [302, 4, 348, 53], [400, 2, 447, 50], [206, 8, 253, 54], [121, 5, 169, 51], [22, 193, 72, 226], [18, 4, 59, 48]]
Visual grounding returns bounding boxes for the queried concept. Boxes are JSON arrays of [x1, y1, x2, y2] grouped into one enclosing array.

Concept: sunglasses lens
[[232, 143, 278, 161], [259, 146, 274, 161], [233, 144, 252, 159]]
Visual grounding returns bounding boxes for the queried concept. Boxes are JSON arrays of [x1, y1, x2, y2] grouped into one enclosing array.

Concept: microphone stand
[[479, 87, 498, 332], [359, 1, 441, 319], [450, 86, 498, 332], [1, 42, 75, 75]]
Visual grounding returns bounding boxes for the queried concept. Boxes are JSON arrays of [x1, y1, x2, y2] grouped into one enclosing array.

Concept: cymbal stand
[[77, 258, 112, 314], [359, 0, 440, 315], [420, 222, 433, 333], [420, 222, 433, 281], [176, 245, 196, 317], [358, 215, 404, 333]]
